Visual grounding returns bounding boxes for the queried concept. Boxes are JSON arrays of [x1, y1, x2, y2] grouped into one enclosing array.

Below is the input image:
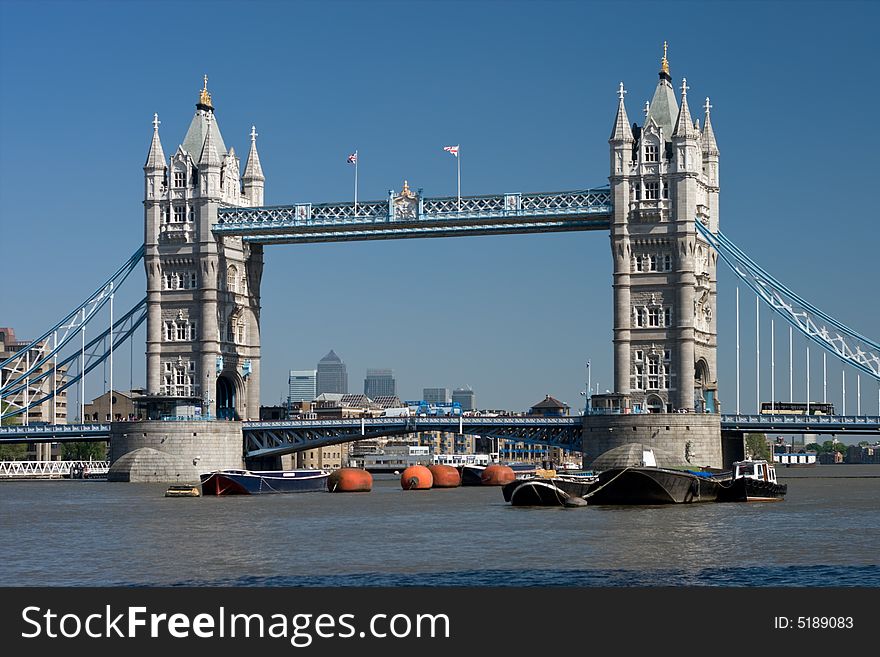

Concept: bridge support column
[[107, 420, 244, 483]]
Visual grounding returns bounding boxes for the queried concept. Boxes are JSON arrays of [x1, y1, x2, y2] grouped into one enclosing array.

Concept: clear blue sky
[[1, 0, 878, 415]]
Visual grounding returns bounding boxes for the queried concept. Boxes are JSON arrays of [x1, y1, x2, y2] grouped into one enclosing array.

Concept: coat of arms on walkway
[[393, 180, 418, 220]]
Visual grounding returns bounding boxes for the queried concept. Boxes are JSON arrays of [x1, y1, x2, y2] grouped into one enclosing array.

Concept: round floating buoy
[[480, 464, 516, 486], [400, 465, 433, 490], [428, 464, 461, 488], [327, 468, 373, 493]]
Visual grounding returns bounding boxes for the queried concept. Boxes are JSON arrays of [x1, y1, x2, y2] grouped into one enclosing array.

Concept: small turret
[[243, 125, 265, 205], [144, 113, 166, 202], [199, 112, 222, 197]]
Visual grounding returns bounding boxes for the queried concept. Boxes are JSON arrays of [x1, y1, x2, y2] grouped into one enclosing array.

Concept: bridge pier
[[107, 421, 244, 483], [581, 413, 724, 470]]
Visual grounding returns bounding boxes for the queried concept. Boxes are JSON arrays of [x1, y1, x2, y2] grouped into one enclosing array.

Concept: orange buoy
[[327, 468, 373, 493], [480, 464, 516, 486], [428, 464, 461, 488], [400, 465, 433, 490]]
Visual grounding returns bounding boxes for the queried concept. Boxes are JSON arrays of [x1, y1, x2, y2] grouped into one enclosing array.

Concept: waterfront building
[[316, 350, 348, 395], [295, 445, 345, 471], [1, 327, 69, 459], [83, 389, 144, 422], [288, 369, 317, 404], [452, 387, 476, 411], [423, 387, 450, 405], [364, 368, 396, 399], [528, 395, 570, 417]]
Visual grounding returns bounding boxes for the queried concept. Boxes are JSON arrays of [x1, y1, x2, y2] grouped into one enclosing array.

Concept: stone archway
[[695, 359, 711, 413], [646, 394, 664, 414], [216, 374, 238, 420]]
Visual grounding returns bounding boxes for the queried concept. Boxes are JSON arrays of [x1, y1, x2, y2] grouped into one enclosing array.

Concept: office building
[[288, 369, 317, 403], [452, 387, 476, 411], [316, 350, 347, 395], [364, 368, 395, 399], [423, 387, 450, 405]]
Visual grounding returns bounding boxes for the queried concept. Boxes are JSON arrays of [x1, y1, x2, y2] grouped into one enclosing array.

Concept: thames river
[[1, 465, 878, 587]]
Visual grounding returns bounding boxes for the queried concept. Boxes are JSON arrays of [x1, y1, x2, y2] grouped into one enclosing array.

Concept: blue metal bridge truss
[[213, 188, 612, 243]]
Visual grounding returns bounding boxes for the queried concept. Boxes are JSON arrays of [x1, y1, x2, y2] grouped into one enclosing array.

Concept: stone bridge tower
[[143, 77, 264, 420], [609, 46, 720, 414]]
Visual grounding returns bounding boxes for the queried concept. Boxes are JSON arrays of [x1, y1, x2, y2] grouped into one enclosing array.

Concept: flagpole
[[457, 146, 461, 211], [354, 150, 358, 216]]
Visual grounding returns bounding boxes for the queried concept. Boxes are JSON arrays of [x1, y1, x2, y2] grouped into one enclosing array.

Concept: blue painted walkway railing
[[214, 188, 612, 243]]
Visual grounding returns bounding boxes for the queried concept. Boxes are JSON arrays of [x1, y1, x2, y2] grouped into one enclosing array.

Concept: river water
[[1, 465, 878, 587]]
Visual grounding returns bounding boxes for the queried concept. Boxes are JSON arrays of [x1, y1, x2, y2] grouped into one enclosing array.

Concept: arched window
[[227, 265, 238, 293]]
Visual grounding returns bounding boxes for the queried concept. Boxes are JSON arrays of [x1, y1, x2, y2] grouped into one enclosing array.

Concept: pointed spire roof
[[645, 42, 679, 139], [243, 125, 265, 181], [319, 350, 342, 364], [609, 82, 634, 142], [144, 113, 166, 169], [199, 112, 221, 167], [673, 77, 698, 139], [702, 97, 719, 154], [181, 75, 227, 162]]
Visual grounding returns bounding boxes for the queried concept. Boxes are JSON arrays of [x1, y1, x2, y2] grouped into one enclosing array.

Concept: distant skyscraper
[[423, 387, 450, 404], [316, 350, 348, 395], [452, 387, 476, 411], [288, 370, 317, 403], [364, 369, 396, 399]]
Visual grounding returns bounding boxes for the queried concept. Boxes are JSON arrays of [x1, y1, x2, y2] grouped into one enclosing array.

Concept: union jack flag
[[347, 152, 357, 164], [443, 145, 459, 157]]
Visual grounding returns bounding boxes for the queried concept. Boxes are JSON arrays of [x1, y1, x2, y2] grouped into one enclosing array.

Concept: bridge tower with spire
[[608, 44, 720, 415], [143, 77, 265, 420]]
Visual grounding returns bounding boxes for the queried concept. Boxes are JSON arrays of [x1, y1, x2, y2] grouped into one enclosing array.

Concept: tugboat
[[715, 459, 787, 502]]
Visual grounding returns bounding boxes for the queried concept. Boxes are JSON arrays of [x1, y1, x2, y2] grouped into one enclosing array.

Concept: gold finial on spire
[[660, 41, 670, 75], [199, 74, 213, 109]]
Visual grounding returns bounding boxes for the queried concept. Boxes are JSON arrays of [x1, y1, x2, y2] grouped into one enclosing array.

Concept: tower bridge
[[2, 51, 878, 481]]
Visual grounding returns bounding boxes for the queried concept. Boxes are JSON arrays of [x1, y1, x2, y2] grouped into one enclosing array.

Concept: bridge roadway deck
[[213, 188, 612, 244], [1, 416, 878, 456]]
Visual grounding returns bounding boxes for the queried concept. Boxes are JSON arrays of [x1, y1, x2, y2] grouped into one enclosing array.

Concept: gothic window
[[188, 206, 195, 222], [190, 272, 197, 288], [163, 362, 172, 374], [174, 171, 186, 188], [648, 254, 658, 271], [227, 265, 238, 293], [645, 144, 659, 163], [648, 307, 660, 327], [664, 254, 672, 271], [663, 183, 669, 199], [176, 322, 187, 341], [635, 307, 645, 328], [173, 206, 185, 223], [164, 322, 174, 341], [634, 255, 644, 272], [632, 364, 645, 391], [664, 308, 672, 327], [189, 322, 198, 340], [635, 350, 644, 362], [647, 356, 659, 389], [645, 181, 659, 200], [236, 319, 245, 344]]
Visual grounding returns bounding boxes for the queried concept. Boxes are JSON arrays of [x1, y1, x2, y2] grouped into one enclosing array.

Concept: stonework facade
[[143, 79, 265, 420], [609, 49, 720, 414]]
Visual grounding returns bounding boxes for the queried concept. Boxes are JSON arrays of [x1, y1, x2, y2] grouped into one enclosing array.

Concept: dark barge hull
[[586, 467, 720, 505], [200, 470, 329, 495], [503, 476, 597, 506], [715, 477, 787, 502]]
